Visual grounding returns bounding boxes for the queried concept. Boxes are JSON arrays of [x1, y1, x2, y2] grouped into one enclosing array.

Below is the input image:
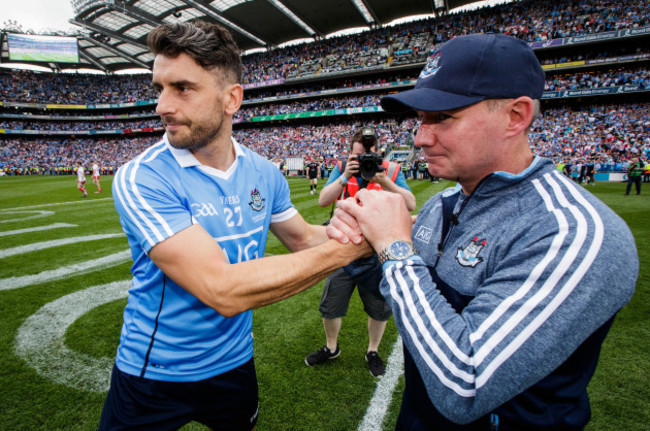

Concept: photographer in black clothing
[[307, 158, 320, 195]]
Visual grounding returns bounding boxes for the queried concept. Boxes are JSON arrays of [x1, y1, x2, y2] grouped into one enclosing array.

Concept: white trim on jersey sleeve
[[271, 207, 298, 223]]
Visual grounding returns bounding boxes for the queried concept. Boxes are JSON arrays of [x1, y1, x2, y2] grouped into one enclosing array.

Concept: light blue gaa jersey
[[112, 135, 296, 381]]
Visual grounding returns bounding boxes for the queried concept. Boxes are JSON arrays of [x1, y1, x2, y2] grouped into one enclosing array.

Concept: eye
[[432, 113, 451, 122]]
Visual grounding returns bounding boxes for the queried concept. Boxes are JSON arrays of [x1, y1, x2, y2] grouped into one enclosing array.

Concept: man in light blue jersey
[[100, 20, 369, 430], [329, 34, 637, 430]]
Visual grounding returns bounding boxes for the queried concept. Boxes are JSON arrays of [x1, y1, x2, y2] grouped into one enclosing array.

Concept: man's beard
[[165, 116, 222, 151]]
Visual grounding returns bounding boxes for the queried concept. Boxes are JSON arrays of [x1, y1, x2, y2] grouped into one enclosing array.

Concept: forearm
[[289, 223, 328, 250], [211, 240, 362, 316], [150, 222, 370, 318], [270, 214, 329, 252], [318, 179, 345, 207]]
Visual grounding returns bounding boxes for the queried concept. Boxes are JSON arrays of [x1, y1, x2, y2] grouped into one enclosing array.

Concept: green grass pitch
[[10, 52, 78, 63], [0, 175, 647, 430]]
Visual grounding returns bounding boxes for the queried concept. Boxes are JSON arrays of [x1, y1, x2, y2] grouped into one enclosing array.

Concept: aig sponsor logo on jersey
[[191, 202, 219, 218], [415, 226, 433, 243]]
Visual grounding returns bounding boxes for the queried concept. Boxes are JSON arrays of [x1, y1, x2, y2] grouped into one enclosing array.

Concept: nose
[[155, 89, 174, 117], [414, 122, 431, 148]]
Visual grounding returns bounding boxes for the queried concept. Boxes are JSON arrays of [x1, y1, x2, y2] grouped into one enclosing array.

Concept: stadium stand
[[0, 0, 648, 176]]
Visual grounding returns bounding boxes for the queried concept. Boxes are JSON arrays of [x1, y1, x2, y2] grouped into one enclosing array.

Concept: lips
[[162, 116, 187, 127], [165, 124, 183, 131], [163, 121, 187, 133]]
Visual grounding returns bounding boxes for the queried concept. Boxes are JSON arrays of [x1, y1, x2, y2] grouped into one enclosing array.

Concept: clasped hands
[[326, 189, 414, 254]]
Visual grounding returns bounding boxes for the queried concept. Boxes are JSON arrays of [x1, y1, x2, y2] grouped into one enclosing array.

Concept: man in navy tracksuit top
[[330, 34, 638, 430]]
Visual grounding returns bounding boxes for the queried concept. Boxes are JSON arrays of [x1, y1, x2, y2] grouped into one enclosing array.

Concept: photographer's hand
[[344, 154, 360, 180], [369, 170, 389, 186]]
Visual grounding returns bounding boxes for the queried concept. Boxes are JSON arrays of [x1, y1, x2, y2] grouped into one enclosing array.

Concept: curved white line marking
[[14, 280, 130, 393]]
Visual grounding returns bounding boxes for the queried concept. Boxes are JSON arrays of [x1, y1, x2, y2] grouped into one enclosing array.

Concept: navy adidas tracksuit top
[[380, 157, 637, 430]]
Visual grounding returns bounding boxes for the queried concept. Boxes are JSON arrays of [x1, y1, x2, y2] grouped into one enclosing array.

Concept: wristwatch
[[378, 240, 418, 264]]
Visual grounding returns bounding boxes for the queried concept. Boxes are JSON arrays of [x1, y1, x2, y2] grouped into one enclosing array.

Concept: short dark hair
[[350, 127, 377, 150], [147, 20, 242, 83], [350, 129, 364, 146]]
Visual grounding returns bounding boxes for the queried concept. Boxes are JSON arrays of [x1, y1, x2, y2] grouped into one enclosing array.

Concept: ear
[[505, 97, 535, 138], [223, 83, 243, 116]]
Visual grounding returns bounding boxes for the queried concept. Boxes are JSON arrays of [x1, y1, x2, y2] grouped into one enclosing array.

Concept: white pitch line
[[14, 280, 131, 393], [0, 233, 125, 259], [0, 197, 113, 212], [358, 336, 404, 431], [0, 249, 132, 290], [0, 223, 77, 237], [0, 210, 55, 224]]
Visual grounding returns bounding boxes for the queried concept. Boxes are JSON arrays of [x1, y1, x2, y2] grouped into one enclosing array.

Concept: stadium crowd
[[0, 0, 648, 176], [0, 136, 159, 175], [0, 70, 156, 105], [0, 118, 162, 131], [0, 0, 648, 105], [234, 94, 385, 122], [1, 102, 648, 176], [544, 67, 649, 91], [3, 67, 647, 131], [241, 0, 649, 82]]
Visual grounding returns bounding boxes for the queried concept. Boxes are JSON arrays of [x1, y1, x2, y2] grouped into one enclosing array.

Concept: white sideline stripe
[[358, 337, 404, 431], [0, 197, 113, 211], [0, 233, 125, 259], [0, 223, 77, 237], [14, 280, 131, 393], [0, 250, 131, 291], [0, 210, 54, 224]]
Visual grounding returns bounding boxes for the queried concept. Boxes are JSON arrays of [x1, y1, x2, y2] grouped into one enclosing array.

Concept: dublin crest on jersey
[[456, 237, 486, 267], [249, 188, 265, 211]]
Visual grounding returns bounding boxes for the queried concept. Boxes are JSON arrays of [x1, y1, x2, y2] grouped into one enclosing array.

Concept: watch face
[[390, 240, 413, 259]]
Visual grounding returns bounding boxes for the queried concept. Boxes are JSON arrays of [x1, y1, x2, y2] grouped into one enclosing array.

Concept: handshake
[[325, 189, 414, 257]]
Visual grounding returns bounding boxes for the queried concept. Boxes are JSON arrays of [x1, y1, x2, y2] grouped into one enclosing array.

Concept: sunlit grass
[[0, 175, 647, 430]]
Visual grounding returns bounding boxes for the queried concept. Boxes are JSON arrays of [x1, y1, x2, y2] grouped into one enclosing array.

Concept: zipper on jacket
[[433, 175, 492, 268]]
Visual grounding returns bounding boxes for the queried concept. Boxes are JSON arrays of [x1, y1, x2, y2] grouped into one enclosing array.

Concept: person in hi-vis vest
[[305, 127, 415, 377]]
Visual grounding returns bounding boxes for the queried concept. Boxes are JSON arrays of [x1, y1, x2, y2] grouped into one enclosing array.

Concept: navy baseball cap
[[381, 33, 545, 113]]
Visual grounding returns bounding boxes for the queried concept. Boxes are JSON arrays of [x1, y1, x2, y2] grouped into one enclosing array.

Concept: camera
[[357, 127, 384, 180]]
